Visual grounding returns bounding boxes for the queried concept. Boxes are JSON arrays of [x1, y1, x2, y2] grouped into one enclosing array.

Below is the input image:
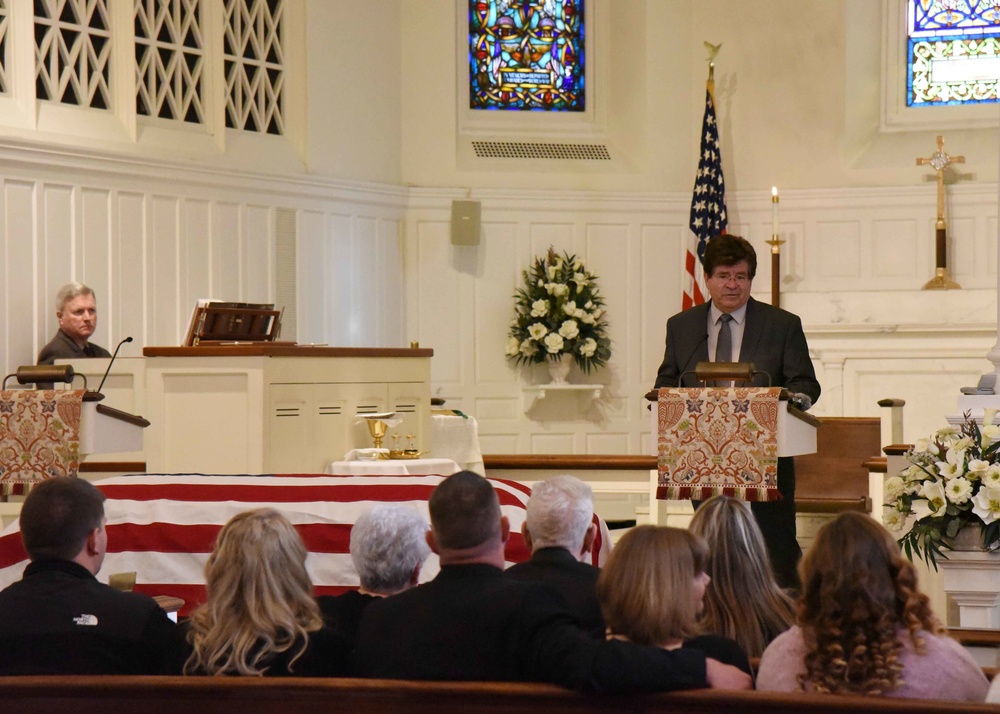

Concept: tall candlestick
[[771, 186, 779, 237]]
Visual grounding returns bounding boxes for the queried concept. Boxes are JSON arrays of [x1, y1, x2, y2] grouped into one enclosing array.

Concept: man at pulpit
[[37, 282, 111, 365], [653, 234, 820, 590]]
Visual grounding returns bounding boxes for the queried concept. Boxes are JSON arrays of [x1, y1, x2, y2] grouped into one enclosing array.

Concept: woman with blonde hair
[[183, 508, 349, 676], [595, 525, 750, 674], [757, 512, 987, 700], [688, 495, 794, 658]]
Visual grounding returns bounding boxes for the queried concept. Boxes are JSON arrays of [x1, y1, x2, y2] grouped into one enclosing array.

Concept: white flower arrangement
[[885, 410, 1000, 568], [506, 247, 611, 372]]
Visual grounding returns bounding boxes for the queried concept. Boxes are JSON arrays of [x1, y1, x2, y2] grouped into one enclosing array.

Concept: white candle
[[771, 186, 779, 237]]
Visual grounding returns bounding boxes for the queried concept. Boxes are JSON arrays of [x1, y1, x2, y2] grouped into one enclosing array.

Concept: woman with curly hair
[[757, 512, 987, 700], [688, 495, 795, 659], [595, 525, 751, 674], [183, 509, 350, 676]]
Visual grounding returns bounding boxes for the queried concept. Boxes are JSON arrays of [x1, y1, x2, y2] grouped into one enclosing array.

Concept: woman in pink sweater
[[757, 512, 987, 701]]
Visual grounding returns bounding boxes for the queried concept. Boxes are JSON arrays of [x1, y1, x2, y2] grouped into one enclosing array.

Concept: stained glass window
[[907, 0, 1000, 106], [468, 0, 585, 111]]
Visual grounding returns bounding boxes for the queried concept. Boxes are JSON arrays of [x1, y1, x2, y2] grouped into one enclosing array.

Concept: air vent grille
[[472, 141, 610, 160]]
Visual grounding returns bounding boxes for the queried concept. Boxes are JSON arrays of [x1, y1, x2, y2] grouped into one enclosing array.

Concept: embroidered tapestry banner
[[0, 390, 84, 485], [656, 386, 781, 502]]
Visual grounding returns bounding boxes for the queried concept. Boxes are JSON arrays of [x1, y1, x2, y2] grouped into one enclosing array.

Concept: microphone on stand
[[96, 337, 133, 394]]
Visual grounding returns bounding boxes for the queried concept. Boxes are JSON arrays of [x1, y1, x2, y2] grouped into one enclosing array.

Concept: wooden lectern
[[0, 366, 149, 494]]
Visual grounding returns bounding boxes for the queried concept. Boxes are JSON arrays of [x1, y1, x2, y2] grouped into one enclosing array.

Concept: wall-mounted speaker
[[451, 200, 481, 246]]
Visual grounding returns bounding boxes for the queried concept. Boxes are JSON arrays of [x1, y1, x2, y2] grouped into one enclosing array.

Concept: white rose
[[530, 300, 549, 318], [543, 332, 564, 354], [558, 320, 580, 340], [528, 323, 548, 340], [562, 301, 577, 316], [579, 338, 597, 358], [579, 312, 595, 325], [519, 339, 538, 357], [505, 336, 520, 356]]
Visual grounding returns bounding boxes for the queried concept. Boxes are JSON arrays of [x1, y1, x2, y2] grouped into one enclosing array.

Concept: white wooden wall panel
[[6, 183, 35, 369], [475, 222, 518, 386], [149, 197, 179, 346], [212, 203, 241, 301], [639, 223, 681, 391], [81, 189, 111, 350], [116, 193, 146, 346], [41, 186, 72, 337], [244, 206, 273, 305], [416, 220, 460, 383], [296, 209, 326, 344], [327, 213, 355, 346], [378, 219, 404, 348], [182, 200, 212, 312]]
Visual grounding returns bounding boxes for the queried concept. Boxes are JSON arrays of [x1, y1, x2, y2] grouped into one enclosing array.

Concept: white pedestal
[[939, 550, 1000, 628]]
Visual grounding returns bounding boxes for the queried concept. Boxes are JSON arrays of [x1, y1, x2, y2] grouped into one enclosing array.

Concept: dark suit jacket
[[37, 329, 111, 365], [653, 297, 820, 403], [504, 547, 604, 633], [0, 560, 182, 675], [355, 563, 708, 693]]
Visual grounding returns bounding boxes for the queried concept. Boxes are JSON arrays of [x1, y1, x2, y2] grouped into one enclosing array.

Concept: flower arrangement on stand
[[884, 410, 1000, 568], [505, 247, 611, 375]]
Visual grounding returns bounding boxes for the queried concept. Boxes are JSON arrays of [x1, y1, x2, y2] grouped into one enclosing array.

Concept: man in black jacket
[[0, 477, 181, 675], [355, 471, 751, 692], [505, 475, 603, 632]]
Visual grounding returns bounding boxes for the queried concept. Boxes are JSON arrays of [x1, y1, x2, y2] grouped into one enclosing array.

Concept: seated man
[[38, 282, 111, 364], [505, 475, 603, 631], [355, 471, 751, 692], [0, 477, 181, 674], [318, 503, 430, 643]]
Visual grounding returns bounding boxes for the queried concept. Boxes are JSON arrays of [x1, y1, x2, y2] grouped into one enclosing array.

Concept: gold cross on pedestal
[[916, 135, 964, 290]]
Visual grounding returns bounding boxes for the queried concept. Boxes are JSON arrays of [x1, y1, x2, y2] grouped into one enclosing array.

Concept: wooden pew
[[0, 677, 995, 714]]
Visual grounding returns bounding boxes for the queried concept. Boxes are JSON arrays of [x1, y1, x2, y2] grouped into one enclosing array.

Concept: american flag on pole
[[683, 80, 728, 310]]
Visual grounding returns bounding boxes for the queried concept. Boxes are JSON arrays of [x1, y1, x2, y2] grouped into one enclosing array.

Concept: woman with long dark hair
[[757, 512, 986, 700]]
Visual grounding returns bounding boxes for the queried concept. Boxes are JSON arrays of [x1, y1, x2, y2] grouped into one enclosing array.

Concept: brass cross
[[917, 135, 965, 223], [915, 135, 964, 290]]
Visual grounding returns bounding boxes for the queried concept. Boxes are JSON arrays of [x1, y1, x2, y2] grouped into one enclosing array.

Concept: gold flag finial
[[704, 41, 722, 81]]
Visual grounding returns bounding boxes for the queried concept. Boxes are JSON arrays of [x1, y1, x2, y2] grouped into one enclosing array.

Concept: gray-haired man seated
[[505, 475, 604, 632]]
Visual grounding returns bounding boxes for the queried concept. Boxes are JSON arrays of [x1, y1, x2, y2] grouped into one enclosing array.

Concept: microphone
[[96, 337, 133, 394]]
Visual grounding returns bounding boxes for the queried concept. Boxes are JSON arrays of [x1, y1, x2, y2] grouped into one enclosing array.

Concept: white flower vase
[[546, 355, 571, 385]]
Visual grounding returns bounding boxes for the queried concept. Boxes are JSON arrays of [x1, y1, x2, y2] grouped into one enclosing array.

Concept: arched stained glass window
[[468, 0, 585, 111], [908, 0, 1000, 106]]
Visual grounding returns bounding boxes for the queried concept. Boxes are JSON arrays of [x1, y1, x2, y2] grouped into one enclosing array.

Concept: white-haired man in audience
[[505, 475, 603, 631], [318, 504, 430, 643]]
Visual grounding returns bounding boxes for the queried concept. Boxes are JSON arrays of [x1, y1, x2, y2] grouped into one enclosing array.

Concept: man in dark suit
[[505, 475, 604, 632], [355, 471, 751, 692], [654, 234, 820, 589]]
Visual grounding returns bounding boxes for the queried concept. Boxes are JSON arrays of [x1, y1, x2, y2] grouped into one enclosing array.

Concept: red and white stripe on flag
[[0, 474, 610, 616]]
